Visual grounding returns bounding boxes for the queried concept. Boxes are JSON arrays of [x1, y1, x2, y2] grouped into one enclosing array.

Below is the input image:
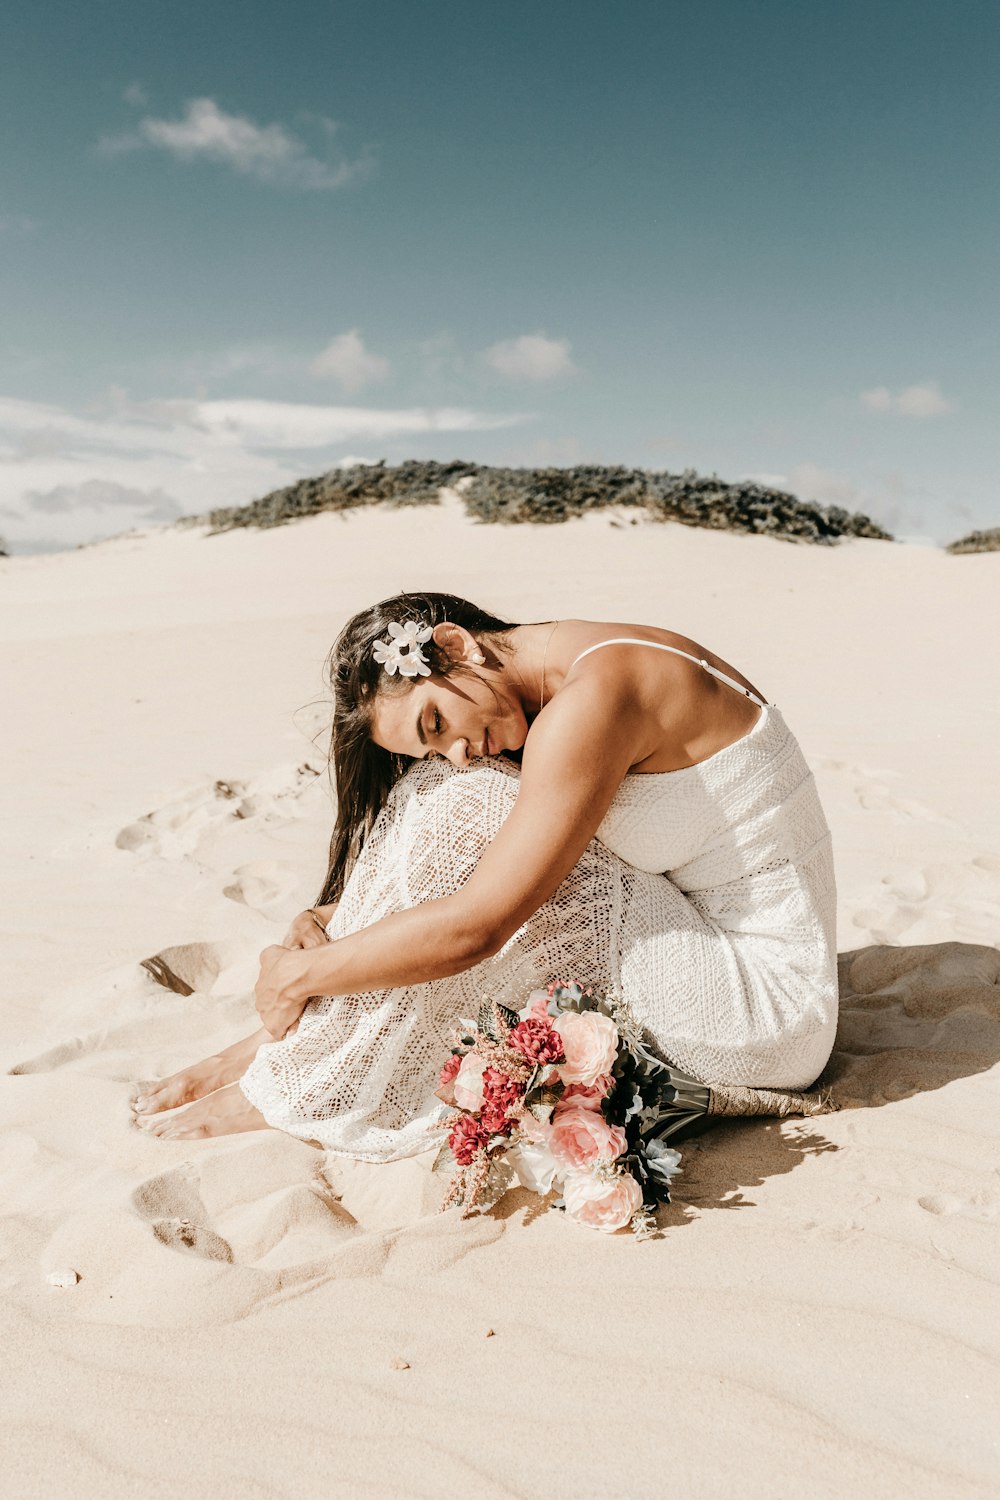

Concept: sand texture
[[1, 502, 998, 1498]]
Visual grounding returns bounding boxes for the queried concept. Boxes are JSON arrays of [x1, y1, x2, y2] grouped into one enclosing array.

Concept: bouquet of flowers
[[434, 980, 702, 1236]]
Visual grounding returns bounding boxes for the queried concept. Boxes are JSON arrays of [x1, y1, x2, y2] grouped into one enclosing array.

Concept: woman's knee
[[388, 759, 521, 888]]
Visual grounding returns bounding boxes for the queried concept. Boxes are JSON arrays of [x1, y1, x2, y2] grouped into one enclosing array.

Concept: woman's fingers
[[254, 942, 309, 1042], [281, 912, 330, 949]]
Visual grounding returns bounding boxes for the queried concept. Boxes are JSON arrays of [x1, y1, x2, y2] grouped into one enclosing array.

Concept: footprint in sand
[[851, 857, 1000, 947], [132, 1167, 234, 1262], [917, 1193, 1000, 1223], [115, 761, 324, 861], [8, 940, 238, 1078], [139, 940, 224, 996], [151, 1218, 234, 1261], [222, 860, 298, 916]]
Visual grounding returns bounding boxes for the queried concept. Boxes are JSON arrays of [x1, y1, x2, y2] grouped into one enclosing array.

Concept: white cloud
[[100, 97, 373, 192], [782, 461, 935, 537], [0, 391, 524, 549], [483, 334, 576, 382], [786, 462, 864, 507], [123, 82, 149, 107], [25, 478, 181, 520], [860, 381, 953, 417], [192, 398, 517, 448], [310, 330, 390, 393]]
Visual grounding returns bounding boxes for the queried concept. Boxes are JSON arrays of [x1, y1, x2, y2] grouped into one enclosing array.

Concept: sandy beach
[[2, 500, 998, 1498]]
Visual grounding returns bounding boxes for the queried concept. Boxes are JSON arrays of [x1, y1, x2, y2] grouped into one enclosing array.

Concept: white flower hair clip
[[372, 619, 434, 678]]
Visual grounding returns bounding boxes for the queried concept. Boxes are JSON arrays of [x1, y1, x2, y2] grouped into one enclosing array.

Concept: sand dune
[[1, 507, 998, 1497]]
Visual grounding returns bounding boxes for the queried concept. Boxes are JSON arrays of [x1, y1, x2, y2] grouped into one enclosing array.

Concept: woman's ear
[[432, 621, 481, 664]]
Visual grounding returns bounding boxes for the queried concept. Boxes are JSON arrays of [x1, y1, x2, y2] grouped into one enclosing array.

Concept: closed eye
[[418, 706, 444, 758]]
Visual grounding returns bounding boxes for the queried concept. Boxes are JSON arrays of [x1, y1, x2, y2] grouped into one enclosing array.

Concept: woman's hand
[[255, 944, 313, 1040], [281, 905, 336, 948]]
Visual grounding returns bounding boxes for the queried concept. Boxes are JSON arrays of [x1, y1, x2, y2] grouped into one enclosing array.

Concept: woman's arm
[[257, 674, 646, 1035]]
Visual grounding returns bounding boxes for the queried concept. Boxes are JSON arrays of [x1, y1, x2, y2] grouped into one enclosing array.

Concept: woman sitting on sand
[[133, 590, 838, 1149]]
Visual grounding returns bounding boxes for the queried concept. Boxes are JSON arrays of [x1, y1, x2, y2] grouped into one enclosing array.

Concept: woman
[[133, 590, 838, 1150]]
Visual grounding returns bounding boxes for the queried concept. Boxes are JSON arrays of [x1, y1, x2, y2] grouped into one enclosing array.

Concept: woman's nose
[[445, 738, 471, 768]]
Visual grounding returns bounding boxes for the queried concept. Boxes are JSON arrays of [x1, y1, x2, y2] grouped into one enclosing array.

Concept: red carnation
[[480, 1105, 515, 1137], [482, 1066, 521, 1111], [477, 1068, 520, 1137], [449, 1114, 490, 1166], [509, 1017, 565, 1066], [439, 1053, 463, 1088]]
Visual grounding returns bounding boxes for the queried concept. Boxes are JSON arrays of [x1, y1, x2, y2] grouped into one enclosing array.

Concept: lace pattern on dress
[[239, 706, 838, 1159]]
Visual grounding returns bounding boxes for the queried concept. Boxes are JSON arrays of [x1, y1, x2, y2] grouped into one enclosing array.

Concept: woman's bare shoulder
[[550, 618, 761, 700], [547, 618, 706, 683]]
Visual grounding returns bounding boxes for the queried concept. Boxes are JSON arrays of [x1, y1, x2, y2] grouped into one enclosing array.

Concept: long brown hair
[[313, 590, 518, 906]]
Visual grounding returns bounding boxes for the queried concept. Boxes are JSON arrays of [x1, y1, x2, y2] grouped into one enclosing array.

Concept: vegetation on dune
[[946, 526, 1000, 554], [179, 460, 894, 545]]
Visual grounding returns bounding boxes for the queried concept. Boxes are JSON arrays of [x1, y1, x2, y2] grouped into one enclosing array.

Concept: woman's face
[[370, 668, 528, 767]]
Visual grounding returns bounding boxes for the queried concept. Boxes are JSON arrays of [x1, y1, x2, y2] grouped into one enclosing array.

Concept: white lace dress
[[238, 702, 838, 1161]]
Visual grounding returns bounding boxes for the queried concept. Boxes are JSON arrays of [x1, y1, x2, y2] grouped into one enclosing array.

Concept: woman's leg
[[132, 1080, 269, 1139], [134, 756, 721, 1150], [132, 1027, 272, 1134], [234, 757, 645, 1158], [131, 758, 522, 1143], [133, 907, 341, 1126]]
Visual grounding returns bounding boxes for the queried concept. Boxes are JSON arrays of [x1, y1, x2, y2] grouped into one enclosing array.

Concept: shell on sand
[[44, 1268, 81, 1288]]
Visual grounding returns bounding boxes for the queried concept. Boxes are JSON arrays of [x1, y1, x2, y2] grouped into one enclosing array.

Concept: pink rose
[[553, 1010, 619, 1087], [549, 1106, 627, 1171], [509, 1017, 564, 1066], [560, 1075, 614, 1111], [453, 1052, 488, 1111], [562, 1170, 643, 1233], [521, 989, 553, 1021]]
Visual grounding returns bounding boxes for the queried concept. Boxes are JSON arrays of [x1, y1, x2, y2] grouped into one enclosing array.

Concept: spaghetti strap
[[569, 637, 767, 709]]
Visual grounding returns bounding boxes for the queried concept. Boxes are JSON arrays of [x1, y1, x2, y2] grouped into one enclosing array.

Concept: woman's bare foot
[[133, 1081, 270, 1139], [132, 1028, 269, 1117]]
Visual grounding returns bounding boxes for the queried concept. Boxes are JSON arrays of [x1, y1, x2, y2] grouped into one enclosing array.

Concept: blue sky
[[1, 0, 995, 550]]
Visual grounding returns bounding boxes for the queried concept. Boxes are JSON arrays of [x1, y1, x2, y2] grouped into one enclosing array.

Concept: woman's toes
[[133, 1084, 176, 1114]]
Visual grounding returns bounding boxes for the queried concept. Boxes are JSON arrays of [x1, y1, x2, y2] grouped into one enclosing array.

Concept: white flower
[[508, 1139, 561, 1196], [372, 619, 433, 678]]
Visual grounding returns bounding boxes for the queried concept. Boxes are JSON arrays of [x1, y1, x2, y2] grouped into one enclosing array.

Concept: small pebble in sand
[[389, 1357, 410, 1370], [485, 1328, 495, 1338], [45, 1268, 80, 1288]]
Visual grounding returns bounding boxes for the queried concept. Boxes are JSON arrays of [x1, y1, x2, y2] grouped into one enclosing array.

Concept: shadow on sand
[[495, 940, 1000, 1232], [661, 940, 1000, 1227]]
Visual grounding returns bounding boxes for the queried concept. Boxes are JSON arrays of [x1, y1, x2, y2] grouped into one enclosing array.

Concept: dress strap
[[569, 638, 767, 709]]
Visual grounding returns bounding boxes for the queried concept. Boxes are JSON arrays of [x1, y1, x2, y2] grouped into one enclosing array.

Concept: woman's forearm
[[286, 895, 496, 1004]]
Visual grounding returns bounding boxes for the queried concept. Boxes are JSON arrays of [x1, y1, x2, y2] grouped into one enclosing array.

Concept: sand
[[1, 498, 998, 1498]]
